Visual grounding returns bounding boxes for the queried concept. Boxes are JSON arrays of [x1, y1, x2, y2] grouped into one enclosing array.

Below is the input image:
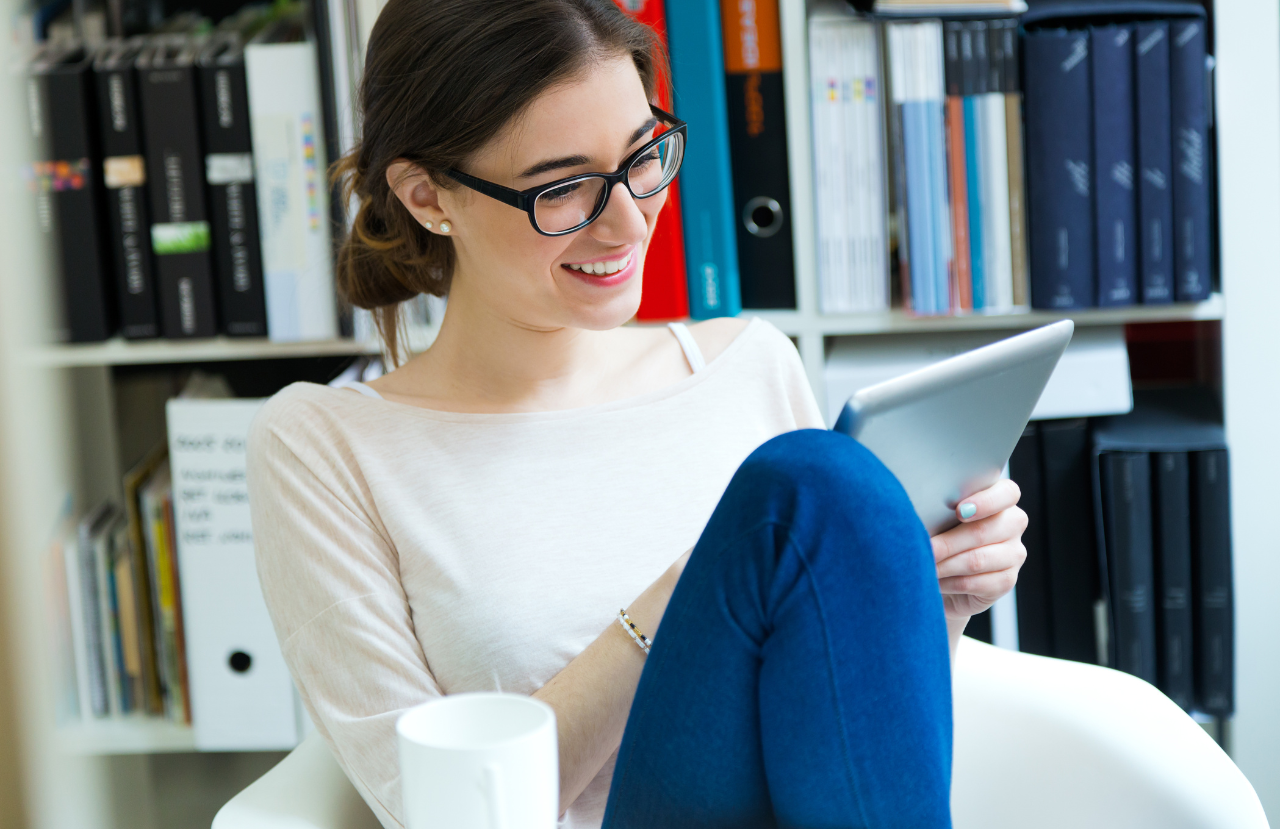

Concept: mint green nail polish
[[959, 503, 977, 519]]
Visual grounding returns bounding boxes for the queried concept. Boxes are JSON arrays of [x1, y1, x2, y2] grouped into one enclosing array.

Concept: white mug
[[397, 692, 558, 829]]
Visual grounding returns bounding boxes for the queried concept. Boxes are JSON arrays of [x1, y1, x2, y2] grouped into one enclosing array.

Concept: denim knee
[[740, 429, 906, 509]]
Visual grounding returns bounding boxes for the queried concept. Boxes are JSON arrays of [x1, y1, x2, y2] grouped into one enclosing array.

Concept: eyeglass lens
[[532, 131, 684, 234]]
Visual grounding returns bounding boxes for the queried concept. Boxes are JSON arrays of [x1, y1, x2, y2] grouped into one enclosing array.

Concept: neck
[[402, 285, 618, 412]]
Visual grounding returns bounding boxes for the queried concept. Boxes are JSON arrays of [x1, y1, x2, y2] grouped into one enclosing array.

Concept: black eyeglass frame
[[443, 104, 687, 237]]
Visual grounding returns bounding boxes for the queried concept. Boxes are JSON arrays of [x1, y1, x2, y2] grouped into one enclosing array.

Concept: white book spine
[[63, 532, 93, 721], [93, 527, 122, 716], [981, 93, 1014, 312], [245, 41, 338, 343]]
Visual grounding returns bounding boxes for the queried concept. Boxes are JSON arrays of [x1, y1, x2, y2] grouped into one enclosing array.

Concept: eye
[[541, 181, 583, 203], [632, 148, 661, 169]]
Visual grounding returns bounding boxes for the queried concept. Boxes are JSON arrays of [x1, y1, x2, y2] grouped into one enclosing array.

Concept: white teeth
[[566, 252, 631, 276]]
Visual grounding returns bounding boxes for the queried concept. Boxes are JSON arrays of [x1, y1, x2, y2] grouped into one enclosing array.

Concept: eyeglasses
[[444, 104, 687, 237]]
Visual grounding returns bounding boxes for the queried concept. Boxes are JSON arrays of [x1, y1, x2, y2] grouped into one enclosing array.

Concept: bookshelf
[[0, 3, 1277, 829]]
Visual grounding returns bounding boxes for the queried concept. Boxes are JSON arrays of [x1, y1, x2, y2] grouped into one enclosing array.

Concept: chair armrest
[[212, 733, 381, 829], [951, 637, 1269, 829]]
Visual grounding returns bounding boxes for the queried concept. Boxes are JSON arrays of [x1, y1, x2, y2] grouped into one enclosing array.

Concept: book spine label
[[944, 22, 972, 312], [1193, 449, 1233, 715], [667, 0, 742, 318], [139, 63, 219, 338], [1101, 451, 1158, 683], [96, 65, 160, 338], [1170, 19, 1212, 302], [1042, 419, 1099, 663], [721, 0, 795, 310], [1135, 22, 1174, 304], [1090, 26, 1138, 307], [1024, 30, 1095, 309], [998, 21, 1029, 308], [33, 60, 117, 342], [1009, 425, 1054, 656], [199, 59, 269, 337], [1153, 452, 1194, 711]]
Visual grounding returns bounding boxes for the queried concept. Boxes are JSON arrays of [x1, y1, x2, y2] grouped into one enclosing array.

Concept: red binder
[[614, 0, 690, 320]]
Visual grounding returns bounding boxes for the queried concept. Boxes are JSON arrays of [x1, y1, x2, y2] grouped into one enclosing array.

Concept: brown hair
[[334, 0, 665, 365]]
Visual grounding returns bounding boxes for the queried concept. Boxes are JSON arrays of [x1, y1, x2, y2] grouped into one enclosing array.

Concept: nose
[[588, 181, 651, 245]]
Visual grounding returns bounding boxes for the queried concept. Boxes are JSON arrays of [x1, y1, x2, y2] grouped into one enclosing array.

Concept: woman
[[246, 1, 1027, 827]]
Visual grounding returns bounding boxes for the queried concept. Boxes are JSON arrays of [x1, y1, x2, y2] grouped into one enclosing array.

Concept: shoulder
[[689, 316, 797, 365], [249, 382, 361, 461]]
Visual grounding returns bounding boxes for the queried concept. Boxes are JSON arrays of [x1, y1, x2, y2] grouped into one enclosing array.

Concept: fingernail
[[959, 503, 977, 519]]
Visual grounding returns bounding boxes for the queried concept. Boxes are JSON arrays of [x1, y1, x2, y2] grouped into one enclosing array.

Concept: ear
[[387, 160, 447, 229]]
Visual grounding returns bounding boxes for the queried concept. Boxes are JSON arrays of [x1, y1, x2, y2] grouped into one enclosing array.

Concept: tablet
[[833, 320, 1074, 535]]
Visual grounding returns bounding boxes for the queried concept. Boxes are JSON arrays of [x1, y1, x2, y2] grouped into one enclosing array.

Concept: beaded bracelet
[[617, 609, 652, 655]]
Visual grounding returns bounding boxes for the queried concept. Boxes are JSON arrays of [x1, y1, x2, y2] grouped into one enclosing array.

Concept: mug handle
[[482, 763, 506, 829]]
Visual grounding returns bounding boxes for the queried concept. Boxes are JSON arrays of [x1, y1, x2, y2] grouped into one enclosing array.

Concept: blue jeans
[[602, 429, 953, 829]]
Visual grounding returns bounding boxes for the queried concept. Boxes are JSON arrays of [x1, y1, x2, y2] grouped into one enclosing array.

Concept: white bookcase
[[0, 0, 1276, 826]]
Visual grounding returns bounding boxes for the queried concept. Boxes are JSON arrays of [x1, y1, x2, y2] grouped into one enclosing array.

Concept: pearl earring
[[423, 220, 433, 230], [439, 220, 452, 233]]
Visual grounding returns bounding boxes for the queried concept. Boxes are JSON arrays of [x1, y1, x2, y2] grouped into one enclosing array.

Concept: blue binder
[[666, 0, 742, 319], [1024, 29, 1094, 309], [961, 24, 986, 310], [1134, 22, 1174, 304], [1091, 25, 1137, 307], [1170, 19, 1211, 303]]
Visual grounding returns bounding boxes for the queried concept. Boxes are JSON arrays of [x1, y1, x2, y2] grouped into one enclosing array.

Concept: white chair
[[213, 638, 1270, 829]]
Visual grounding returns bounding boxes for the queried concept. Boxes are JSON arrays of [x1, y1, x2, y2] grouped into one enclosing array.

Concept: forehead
[[489, 54, 652, 168]]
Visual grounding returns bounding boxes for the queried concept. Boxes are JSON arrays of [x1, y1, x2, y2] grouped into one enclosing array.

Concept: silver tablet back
[[833, 321, 1074, 534]]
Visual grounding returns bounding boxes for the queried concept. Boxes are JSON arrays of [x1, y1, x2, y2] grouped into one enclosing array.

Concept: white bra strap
[[667, 322, 707, 374], [344, 381, 385, 400]]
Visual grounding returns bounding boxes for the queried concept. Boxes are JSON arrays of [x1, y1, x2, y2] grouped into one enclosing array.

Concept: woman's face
[[432, 54, 666, 331]]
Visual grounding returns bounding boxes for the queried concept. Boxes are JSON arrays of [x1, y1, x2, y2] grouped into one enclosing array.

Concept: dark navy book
[[1024, 29, 1094, 309], [1090, 26, 1137, 307], [1134, 22, 1174, 304], [1170, 19, 1212, 302]]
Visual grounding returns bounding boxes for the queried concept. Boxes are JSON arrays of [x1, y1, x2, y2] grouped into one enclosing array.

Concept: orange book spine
[[945, 96, 972, 312]]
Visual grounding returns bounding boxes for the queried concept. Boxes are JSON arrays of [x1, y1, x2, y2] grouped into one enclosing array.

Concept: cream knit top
[[246, 318, 825, 828]]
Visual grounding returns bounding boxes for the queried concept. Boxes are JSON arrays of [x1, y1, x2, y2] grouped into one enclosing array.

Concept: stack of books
[[1006, 388, 1233, 718]]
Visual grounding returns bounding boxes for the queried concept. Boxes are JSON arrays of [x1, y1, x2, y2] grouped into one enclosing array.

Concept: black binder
[[1008, 424, 1054, 657], [1040, 419, 1099, 663], [1170, 18, 1212, 303], [1134, 22, 1174, 304], [1090, 25, 1137, 307], [1153, 451, 1194, 710], [1024, 29, 1095, 310], [723, 0, 795, 309], [1100, 451, 1157, 683], [94, 37, 159, 340], [1192, 449, 1233, 716], [29, 43, 116, 342], [198, 33, 268, 337], [135, 34, 219, 338]]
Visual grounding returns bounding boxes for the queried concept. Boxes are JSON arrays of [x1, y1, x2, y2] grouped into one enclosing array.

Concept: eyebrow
[[516, 116, 660, 180]]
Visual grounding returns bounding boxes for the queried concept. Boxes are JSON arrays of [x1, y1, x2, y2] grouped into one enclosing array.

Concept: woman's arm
[[534, 549, 690, 814]]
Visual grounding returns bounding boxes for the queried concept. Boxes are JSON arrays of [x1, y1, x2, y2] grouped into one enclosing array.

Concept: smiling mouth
[[563, 251, 634, 276]]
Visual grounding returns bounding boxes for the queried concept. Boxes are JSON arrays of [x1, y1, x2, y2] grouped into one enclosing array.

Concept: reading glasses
[[444, 105, 687, 236]]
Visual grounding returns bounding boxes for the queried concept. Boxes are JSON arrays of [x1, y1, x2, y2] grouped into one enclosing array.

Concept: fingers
[[932, 505, 1028, 563], [938, 565, 1020, 605], [935, 537, 1027, 581], [953, 478, 1021, 523]]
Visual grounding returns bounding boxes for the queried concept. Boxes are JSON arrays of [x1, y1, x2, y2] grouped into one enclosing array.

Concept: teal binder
[[666, 0, 742, 319]]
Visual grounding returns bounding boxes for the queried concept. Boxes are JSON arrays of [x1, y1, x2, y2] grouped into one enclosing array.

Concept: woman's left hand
[[930, 479, 1028, 622]]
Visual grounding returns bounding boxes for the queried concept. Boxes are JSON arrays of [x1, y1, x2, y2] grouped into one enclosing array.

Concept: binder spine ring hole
[[229, 651, 253, 674], [743, 197, 784, 238]]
